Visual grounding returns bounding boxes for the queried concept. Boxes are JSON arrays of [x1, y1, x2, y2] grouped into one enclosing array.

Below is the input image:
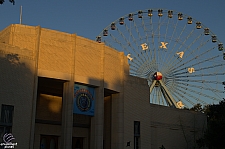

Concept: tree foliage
[[190, 103, 204, 112], [0, 0, 15, 5], [196, 99, 225, 149]]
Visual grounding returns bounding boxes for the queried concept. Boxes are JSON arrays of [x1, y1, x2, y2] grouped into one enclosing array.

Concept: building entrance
[[72, 137, 83, 149], [40, 135, 58, 149]]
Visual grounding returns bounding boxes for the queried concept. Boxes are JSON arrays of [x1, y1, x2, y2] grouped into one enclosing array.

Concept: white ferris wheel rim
[[97, 8, 225, 108]]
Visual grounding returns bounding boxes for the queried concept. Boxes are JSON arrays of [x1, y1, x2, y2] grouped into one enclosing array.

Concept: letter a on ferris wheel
[[96, 8, 225, 109]]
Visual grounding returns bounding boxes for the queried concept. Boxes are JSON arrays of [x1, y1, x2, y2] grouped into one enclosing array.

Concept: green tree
[[0, 0, 15, 5], [190, 103, 204, 112], [197, 98, 225, 149]]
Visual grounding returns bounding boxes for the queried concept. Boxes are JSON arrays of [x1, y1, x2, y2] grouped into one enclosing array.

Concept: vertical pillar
[[29, 25, 41, 149], [104, 96, 112, 149], [111, 53, 125, 149], [90, 44, 104, 149], [111, 93, 124, 149], [90, 86, 104, 149], [61, 81, 74, 149], [61, 34, 76, 149]]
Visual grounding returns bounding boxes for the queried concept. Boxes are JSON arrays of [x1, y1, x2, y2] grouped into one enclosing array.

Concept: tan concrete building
[[0, 24, 206, 149]]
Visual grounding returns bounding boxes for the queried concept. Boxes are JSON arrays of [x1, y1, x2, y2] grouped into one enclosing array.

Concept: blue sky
[[1, 0, 225, 42], [1, 0, 225, 106]]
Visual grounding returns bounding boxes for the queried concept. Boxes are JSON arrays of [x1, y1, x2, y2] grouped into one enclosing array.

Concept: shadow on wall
[[0, 52, 35, 147], [0, 52, 35, 104]]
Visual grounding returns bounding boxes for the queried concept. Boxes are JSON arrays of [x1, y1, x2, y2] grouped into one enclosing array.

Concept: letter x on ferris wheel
[[96, 9, 225, 109]]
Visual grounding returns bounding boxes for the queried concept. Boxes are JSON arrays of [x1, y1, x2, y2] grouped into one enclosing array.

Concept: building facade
[[0, 24, 206, 149]]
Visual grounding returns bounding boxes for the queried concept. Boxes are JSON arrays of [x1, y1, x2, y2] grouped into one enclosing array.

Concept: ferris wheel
[[96, 9, 225, 109]]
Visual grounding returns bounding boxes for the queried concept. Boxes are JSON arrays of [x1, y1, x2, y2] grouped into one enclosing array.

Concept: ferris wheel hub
[[98, 9, 225, 108], [153, 72, 163, 80]]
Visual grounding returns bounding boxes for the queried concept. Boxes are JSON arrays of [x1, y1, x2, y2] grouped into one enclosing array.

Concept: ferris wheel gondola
[[96, 8, 225, 108]]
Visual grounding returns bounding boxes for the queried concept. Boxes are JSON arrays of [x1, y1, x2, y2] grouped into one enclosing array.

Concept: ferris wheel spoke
[[169, 78, 223, 85], [98, 8, 225, 108], [167, 31, 201, 67], [131, 18, 150, 62], [124, 23, 136, 43], [116, 27, 147, 64], [177, 80, 225, 99], [161, 15, 175, 67], [145, 60, 158, 76], [159, 80, 178, 107], [154, 89, 159, 104], [177, 82, 225, 94], [130, 64, 142, 73], [202, 81, 224, 99], [169, 47, 218, 74], [173, 90, 195, 106], [162, 19, 192, 70], [157, 88, 164, 105], [162, 20, 179, 59], [148, 16, 158, 65], [175, 87, 207, 105], [140, 17, 153, 61], [157, 89, 168, 106], [108, 25, 146, 65], [160, 87, 173, 106], [160, 90, 167, 106], [131, 59, 157, 77], [129, 56, 145, 68], [169, 36, 215, 74], [171, 92, 188, 107], [157, 17, 161, 70], [151, 87, 159, 104], [172, 63, 225, 76], [156, 17, 168, 70], [108, 33, 145, 66], [136, 66, 153, 78], [176, 84, 221, 102], [175, 46, 211, 72], [171, 91, 190, 107], [124, 23, 139, 50], [130, 60, 142, 68], [157, 89, 164, 105], [107, 33, 128, 52], [167, 32, 207, 71], [174, 72, 225, 78]]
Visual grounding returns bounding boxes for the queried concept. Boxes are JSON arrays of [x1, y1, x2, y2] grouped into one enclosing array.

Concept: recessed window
[[134, 121, 140, 149], [1, 104, 14, 125], [0, 104, 14, 145]]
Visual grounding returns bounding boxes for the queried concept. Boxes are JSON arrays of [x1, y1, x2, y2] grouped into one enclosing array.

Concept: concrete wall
[[123, 75, 151, 149], [75, 36, 102, 86], [149, 104, 206, 149], [122, 74, 206, 149], [0, 42, 36, 149], [10, 24, 37, 52], [0, 25, 12, 44], [6, 24, 128, 90], [38, 28, 72, 79]]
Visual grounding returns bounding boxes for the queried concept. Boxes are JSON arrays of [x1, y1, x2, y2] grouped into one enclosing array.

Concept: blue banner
[[73, 84, 95, 116]]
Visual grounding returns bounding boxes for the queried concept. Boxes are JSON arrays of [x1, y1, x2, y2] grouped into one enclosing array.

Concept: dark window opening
[[0, 104, 14, 149], [134, 121, 140, 149]]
